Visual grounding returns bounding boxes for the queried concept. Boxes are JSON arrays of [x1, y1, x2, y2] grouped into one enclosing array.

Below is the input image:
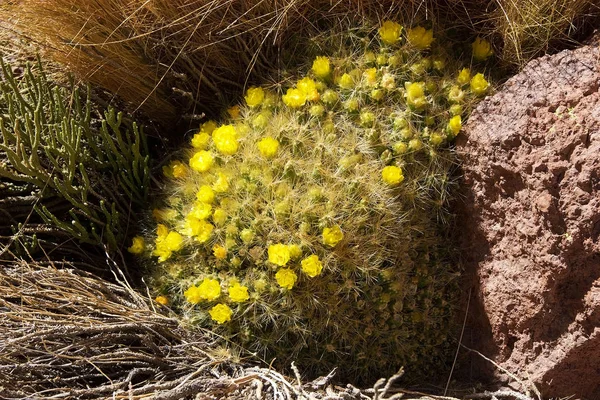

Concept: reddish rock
[[456, 43, 600, 399]]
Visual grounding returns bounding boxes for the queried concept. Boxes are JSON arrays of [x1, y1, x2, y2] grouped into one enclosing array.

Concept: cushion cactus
[[133, 20, 491, 381]]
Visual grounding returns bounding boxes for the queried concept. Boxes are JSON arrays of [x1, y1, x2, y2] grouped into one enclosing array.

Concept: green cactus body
[[135, 20, 491, 381]]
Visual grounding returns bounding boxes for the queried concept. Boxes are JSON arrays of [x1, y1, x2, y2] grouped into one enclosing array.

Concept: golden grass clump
[[491, 0, 600, 65], [128, 19, 493, 381], [0, 0, 429, 124], [2, 0, 597, 126]]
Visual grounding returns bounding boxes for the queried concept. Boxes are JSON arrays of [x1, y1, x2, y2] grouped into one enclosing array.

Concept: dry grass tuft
[[2, 1, 598, 125], [490, 0, 600, 66], [0, 259, 540, 399], [0, 0, 457, 126]]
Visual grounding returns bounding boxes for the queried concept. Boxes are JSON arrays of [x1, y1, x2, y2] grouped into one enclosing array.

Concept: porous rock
[[456, 42, 600, 399]]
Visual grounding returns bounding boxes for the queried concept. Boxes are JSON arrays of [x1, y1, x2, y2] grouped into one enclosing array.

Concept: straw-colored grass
[[0, 259, 540, 399], [2, 1, 598, 125]]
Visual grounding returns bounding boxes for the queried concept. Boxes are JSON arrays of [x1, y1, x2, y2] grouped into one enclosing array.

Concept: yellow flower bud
[[470, 73, 490, 96], [404, 82, 427, 110], [457, 68, 471, 86], [338, 73, 355, 90], [447, 115, 462, 137], [212, 244, 227, 260], [288, 244, 302, 259], [311, 56, 331, 79], [213, 172, 229, 193], [297, 77, 319, 101], [472, 37, 493, 61]]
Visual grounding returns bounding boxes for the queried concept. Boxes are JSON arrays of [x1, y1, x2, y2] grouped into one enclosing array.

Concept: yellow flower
[[212, 244, 227, 260], [227, 105, 240, 119], [268, 243, 291, 266], [127, 236, 145, 254], [407, 26, 434, 49], [257, 137, 279, 158], [322, 225, 344, 248], [184, 286, 202, 304], [196, 220, 214, 243], [275, 268, 297, 290], [447, 115, 462, 137], [311, 56, 331, 79], [182, 216, 214, 242], [338, 73, 355, 90], [379, 20, 403, 45], [382, 165, 404, 186], [191, 132, 210, 149], [470, 73, 490, 96], [213, 208, 227, 226], [472, 37, 493, 61], [301, 255, 323, 277], [209, 303, 233, 324], [191, 120, 217, 149], [245, 86, 265, 108], [198, 278, 221, 301], [282, 88, 307, 108], [190, 202, 212, 220], [228, 283, 250, 302], [404, 82, 427, 110], [297, 77, 319, 101], [155, 295, 169, 305], [212, 124, 238, 155], [162, 160, 187, 178], [457, 68, 471, 86], [152, 208, 178, 222], [288, 244, 302, 260], [189, 151, 214, 172], [153, 230, 184, 262], [213, 172, 229, 193], [157, 223, 169, 239], [162, 231, 184, 251], [196, 185, 215, 204]]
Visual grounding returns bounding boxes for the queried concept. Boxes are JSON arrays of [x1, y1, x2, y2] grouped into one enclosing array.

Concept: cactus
[[0, 58, 150, 255], [135, 21, 492, 381]]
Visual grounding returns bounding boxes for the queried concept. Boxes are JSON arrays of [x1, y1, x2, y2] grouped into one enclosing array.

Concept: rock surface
[[456, 42, 600, 399]]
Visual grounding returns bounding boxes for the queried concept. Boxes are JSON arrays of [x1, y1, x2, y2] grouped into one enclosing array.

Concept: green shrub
[[0, 58, 149, 254]]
